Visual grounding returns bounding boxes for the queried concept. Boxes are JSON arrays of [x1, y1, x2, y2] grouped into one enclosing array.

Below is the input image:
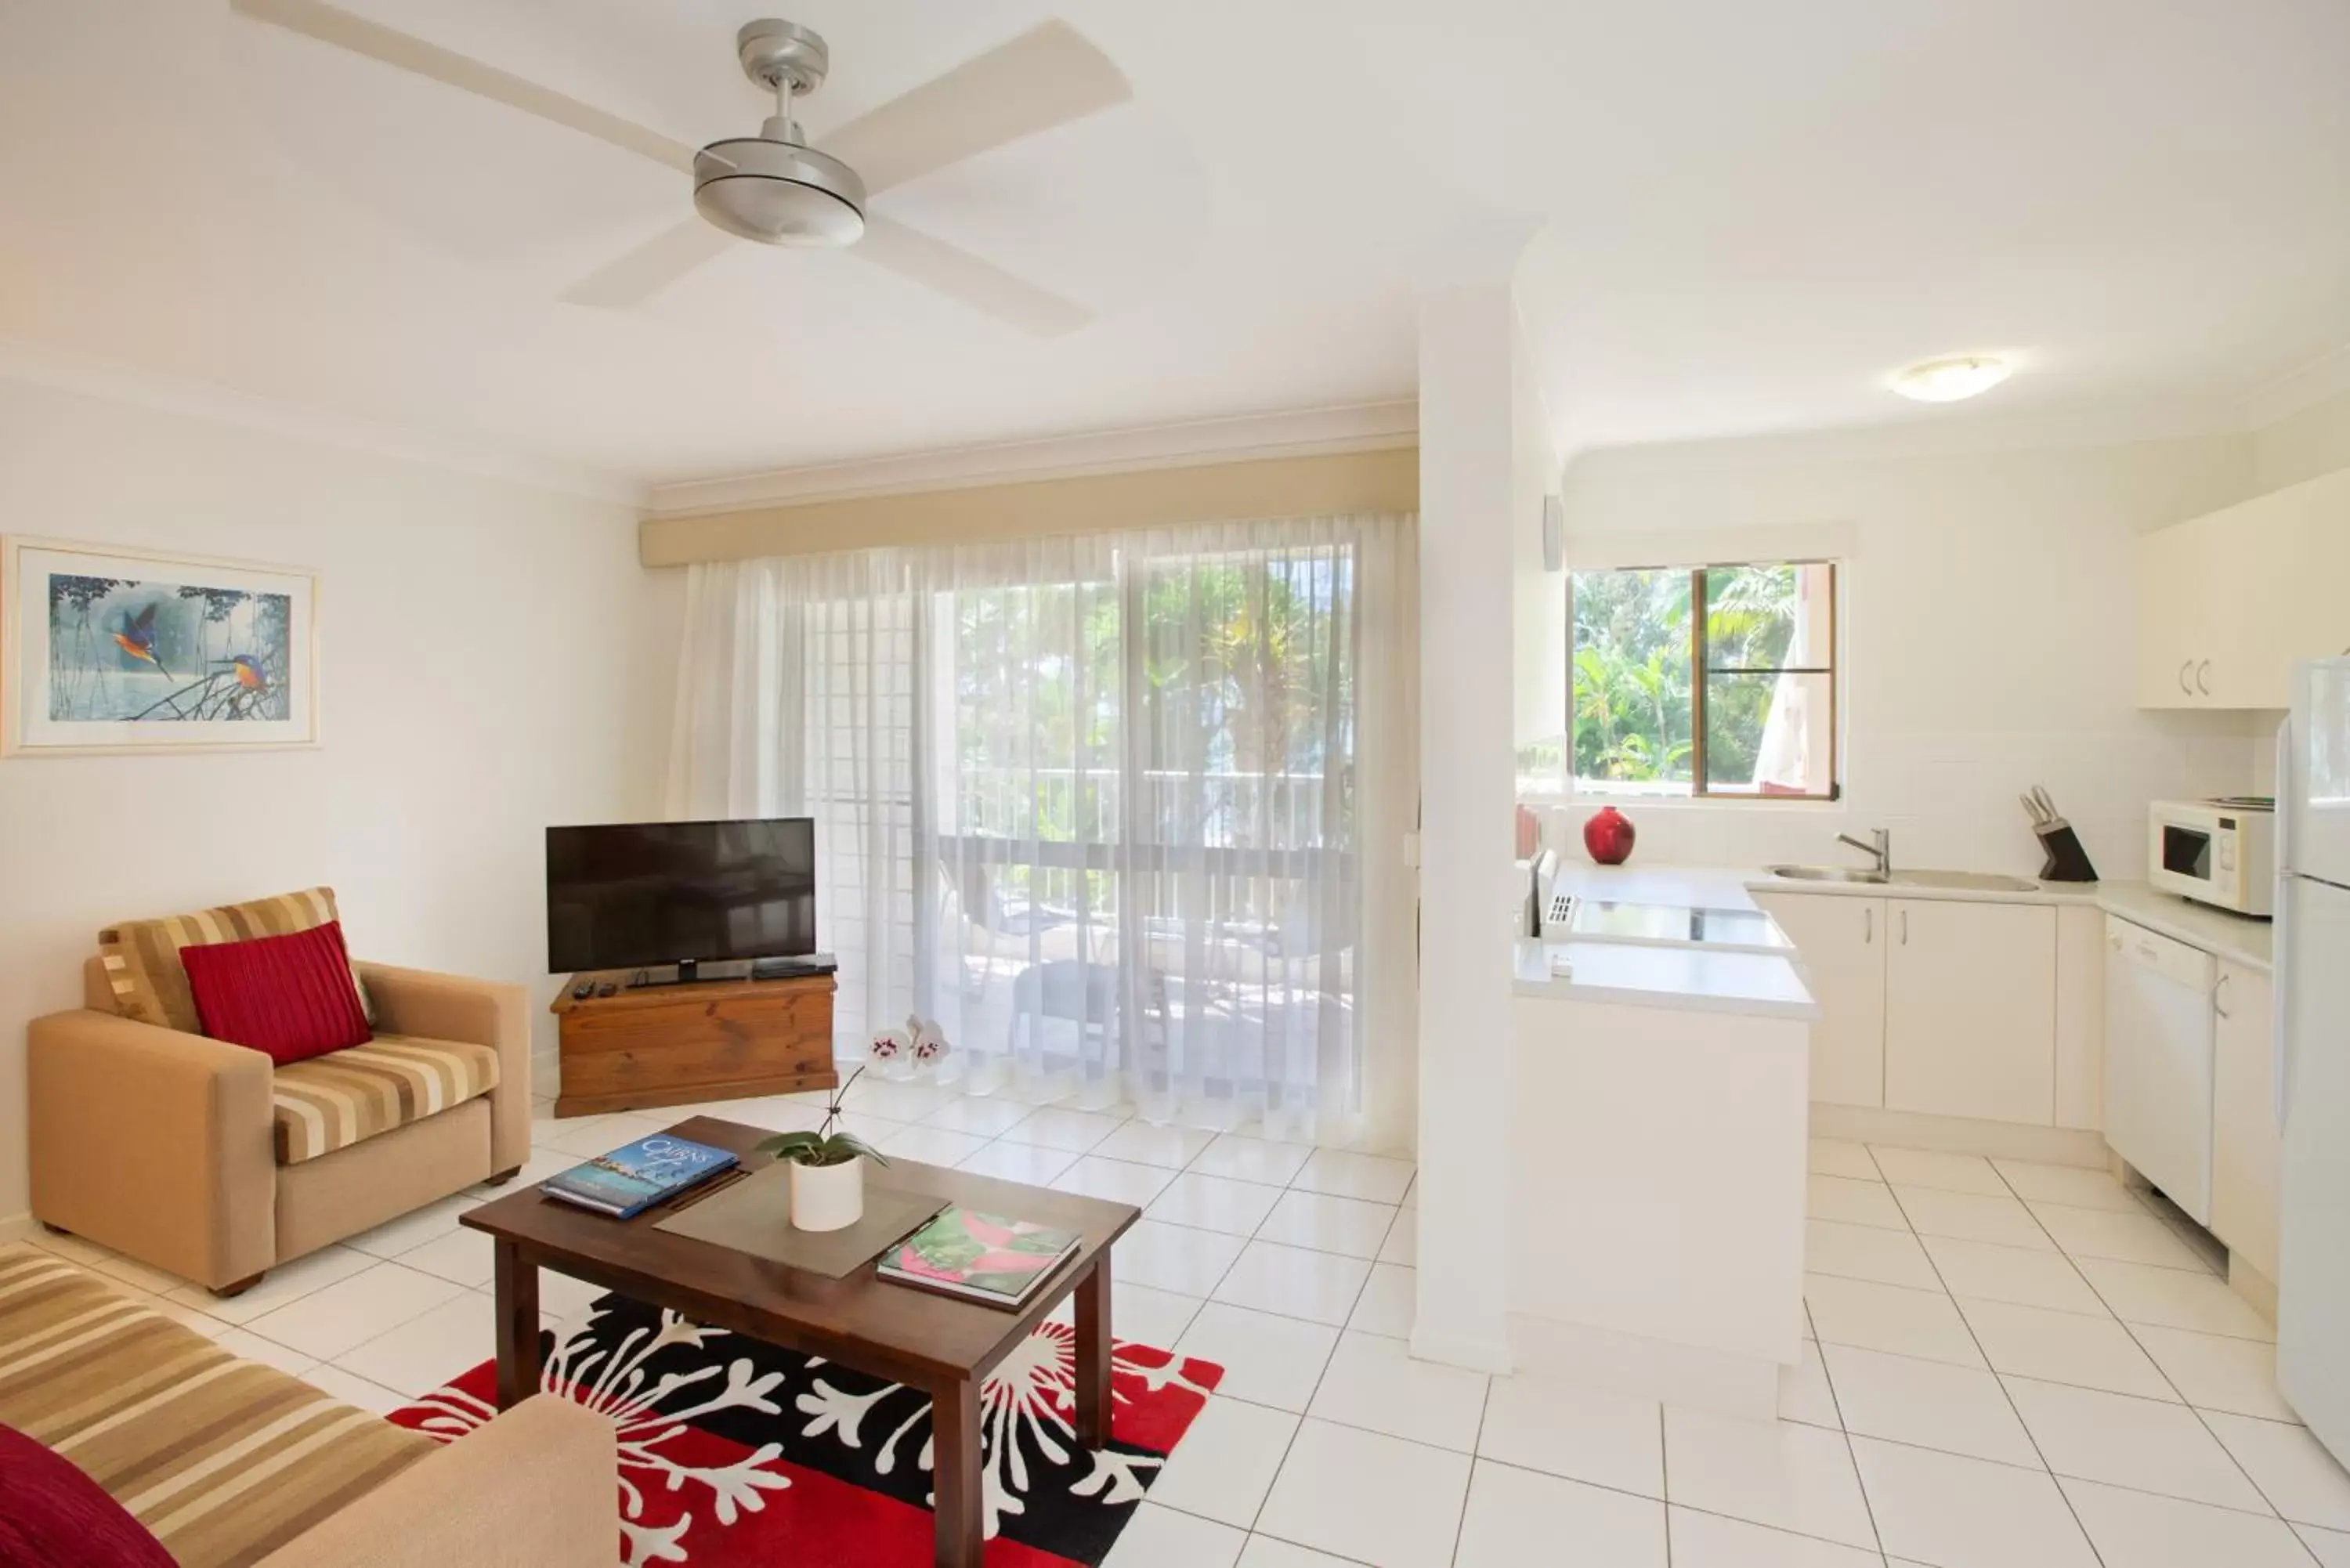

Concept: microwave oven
[[2147, 798, 2275, 916]]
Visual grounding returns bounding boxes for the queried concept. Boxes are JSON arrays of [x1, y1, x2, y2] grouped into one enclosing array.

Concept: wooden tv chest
[[550, 970, 839, 1118]]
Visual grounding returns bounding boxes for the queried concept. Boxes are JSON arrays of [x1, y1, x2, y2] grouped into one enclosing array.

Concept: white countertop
[[2093, 882, 2274, 973], [1513, 937, 1820, 1021], [1738, 869, 2272, 972], [1547, 861, 2274, 973], [1568, 898, 1794, 954], [1556, 863, 1770, 912], [1742, 869, 2101, 909]]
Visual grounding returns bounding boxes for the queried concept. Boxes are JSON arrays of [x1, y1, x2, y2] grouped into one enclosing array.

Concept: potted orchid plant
[[754, 1067, 888, 1232]]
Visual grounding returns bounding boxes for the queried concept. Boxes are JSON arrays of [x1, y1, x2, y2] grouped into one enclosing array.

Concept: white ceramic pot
[[790, 1157, 866, 1232]]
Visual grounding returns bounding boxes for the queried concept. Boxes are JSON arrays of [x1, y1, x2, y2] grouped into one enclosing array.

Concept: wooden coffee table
[[461, 1115, 1143, 1568]]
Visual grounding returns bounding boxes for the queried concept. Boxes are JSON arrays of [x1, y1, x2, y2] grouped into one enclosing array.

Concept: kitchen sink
[[1762, 865, 2039, 893], [1764, 864, 1889, 883]]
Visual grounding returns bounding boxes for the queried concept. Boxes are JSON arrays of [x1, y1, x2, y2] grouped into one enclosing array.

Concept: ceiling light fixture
[[1892, 356, 2012, 403]]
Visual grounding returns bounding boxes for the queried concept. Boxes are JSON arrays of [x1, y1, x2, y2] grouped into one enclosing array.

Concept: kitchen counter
[[1737, 869, 2272, 972], [1521, 864, 1818, 1019], [1548, 858, 2273, 972], [1743, 869, 2102, 909], [1506, 858, 1813, 1417], [1563, 858, 2104, 911], [2095, 882, 2273, 973], [1507, 919, 1810, 1416], [1513, 938, 1819, 1021], [1557, 862, 1771, 912]]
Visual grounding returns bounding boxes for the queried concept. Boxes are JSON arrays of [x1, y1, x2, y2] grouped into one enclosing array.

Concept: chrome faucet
[[1836, 827, 1891, 878]]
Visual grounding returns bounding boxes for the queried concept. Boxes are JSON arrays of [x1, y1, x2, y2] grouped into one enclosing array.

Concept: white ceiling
[[3, 1, 2347, 493]]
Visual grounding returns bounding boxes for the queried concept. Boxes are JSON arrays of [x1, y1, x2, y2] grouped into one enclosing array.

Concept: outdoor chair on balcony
[[1003, 958, 1170, 1069], [945, 854, 1090, 999]]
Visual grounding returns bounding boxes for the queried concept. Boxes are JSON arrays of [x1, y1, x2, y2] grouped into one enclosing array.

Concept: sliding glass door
[[667, 514, 1414, 1142]]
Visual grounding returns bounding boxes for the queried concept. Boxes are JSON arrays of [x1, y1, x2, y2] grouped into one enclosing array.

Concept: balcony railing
[[940, 764, 1350, 918]]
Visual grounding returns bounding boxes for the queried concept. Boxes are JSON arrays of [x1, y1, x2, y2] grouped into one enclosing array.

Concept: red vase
[[1583, 806, 1636, 865]]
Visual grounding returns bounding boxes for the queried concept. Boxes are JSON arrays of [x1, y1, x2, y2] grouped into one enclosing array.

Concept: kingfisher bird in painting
[[226, 655, 267, 692], [111, 604, 171, 677]]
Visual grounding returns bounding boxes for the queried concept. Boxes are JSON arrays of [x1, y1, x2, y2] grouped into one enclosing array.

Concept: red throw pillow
[[0, 1422, 176, 1568], [179, 919, 374, 1064]]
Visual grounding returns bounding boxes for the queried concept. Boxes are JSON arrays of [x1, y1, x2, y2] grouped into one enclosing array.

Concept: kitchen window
[[1520, 560, 1840, 800]]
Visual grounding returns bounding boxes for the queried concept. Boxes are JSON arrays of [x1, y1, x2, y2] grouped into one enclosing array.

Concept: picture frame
[[1, 537, 320, 756]]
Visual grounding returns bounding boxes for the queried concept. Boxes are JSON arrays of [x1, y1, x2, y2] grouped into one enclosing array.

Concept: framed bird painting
[[2, 537, 320, 755]]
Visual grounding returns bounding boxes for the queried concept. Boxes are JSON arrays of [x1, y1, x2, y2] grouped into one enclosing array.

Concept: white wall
[[0, 378, 665, 1223], [1512, 344, 1566, 747], [1413, 275, 1542, 1373], [2254, 383, 2350, 492], [1529, 426, 2267, 880]]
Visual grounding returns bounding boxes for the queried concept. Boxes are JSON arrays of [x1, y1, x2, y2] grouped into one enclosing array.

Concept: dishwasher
[[2102, 914, 2217, 1225]]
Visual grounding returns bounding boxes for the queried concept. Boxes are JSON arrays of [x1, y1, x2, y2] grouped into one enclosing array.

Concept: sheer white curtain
[[667, 515, 1418, 1145], [666, 549, 928, 1054]]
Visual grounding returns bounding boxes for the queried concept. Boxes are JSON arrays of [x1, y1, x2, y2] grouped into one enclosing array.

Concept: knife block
[[2035, 822, 2099, 883]]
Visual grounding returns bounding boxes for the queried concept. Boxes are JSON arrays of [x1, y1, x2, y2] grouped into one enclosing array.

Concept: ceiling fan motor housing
[[694, 139, 866, 247], [694, 19, 866, 247]]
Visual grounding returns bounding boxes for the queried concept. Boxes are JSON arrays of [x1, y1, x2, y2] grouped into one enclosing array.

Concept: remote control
[[570, 979, 593, 1000]]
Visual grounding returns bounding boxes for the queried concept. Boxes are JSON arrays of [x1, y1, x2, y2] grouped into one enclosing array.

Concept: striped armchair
[[27, 887, 532, 1295]]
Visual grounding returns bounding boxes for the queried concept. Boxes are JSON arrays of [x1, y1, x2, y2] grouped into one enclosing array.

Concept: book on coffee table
[[877, 1205, 1083, 1309], [541, 1133, 739, 1219]]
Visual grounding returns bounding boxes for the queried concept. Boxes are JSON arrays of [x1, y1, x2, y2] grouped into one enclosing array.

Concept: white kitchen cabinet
[[1763, 890, 2063, 1124], [2211, 959, 2280, 1281], [1885, 900, 2058, 1125], [2138, 517, 2215, 708], [1752, 891, 1885, 1107], [2138, 469, 2345, 710], [2053, 905, 2107, 1131]]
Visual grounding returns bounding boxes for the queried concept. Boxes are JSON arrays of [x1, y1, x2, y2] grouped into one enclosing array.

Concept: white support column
[[1411, 236, 1555, 1373]]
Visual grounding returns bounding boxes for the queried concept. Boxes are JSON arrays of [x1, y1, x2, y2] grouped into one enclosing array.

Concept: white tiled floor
[[25, 1094, 2350, 1567]]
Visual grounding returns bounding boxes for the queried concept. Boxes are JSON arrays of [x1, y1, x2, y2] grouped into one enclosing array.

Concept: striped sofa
[[0, 1246, 615, 1567], [27, 888, 535, 1294]]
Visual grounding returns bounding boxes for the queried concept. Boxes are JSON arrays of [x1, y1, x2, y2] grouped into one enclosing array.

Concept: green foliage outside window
[[1523, 561, 1834, 797], [1571, 569, 1693, 785], [951, 554, 1353, 910]]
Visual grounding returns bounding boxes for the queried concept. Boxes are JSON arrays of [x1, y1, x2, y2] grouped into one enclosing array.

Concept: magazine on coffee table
[[540, 1133, 738, 1219], [877, 1205, 1082, 1309]]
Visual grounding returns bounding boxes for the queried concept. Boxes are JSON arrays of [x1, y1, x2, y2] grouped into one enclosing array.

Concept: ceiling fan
[[228, 0, 1133, 336]]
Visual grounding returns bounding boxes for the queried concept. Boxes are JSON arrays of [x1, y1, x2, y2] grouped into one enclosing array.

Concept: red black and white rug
[[389, 1291, 1224, 1566]]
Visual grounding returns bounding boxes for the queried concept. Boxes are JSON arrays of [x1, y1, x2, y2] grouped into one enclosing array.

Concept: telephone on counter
[[1523, 848, 1574, 941]]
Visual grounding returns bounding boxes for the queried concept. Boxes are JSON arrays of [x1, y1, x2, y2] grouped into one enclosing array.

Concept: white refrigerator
[[2278, 658, 2350, 1462]]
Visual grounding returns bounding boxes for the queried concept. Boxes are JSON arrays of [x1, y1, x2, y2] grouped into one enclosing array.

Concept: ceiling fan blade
[[817, 20, 1132, 197], [854, 215, 1092, 338], [230, 0, 697, 173], [560, 220, 736, 309]]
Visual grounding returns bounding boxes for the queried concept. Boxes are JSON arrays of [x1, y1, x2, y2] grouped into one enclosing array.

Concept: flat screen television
[[546, 818, 816, 974]]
